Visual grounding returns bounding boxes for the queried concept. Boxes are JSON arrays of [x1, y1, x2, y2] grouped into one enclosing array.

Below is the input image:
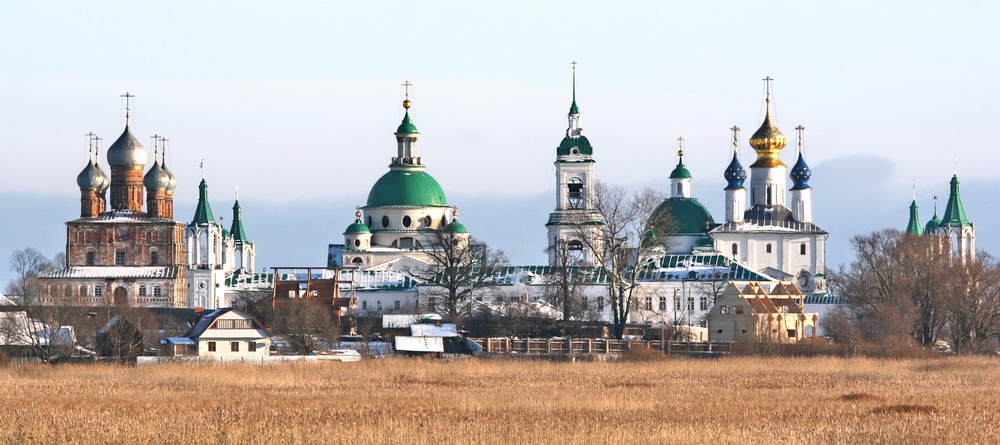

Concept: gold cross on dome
[[402, 80, 412, 99], [730, 126, 740, 152], [677, 136, 684, 157]]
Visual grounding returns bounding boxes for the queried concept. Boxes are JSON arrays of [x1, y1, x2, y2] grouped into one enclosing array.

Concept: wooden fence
[[469, 338, 732, 356]]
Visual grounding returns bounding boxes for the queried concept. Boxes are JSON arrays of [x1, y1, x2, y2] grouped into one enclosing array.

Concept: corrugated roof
[[40, 266, 178, 279]]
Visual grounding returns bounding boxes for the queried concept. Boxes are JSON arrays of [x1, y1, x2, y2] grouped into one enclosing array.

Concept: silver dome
[[77, 160, 110, 191], [161, 162, 178, 192], [143, 160, 171, 190], [106, 126, 148, 168]]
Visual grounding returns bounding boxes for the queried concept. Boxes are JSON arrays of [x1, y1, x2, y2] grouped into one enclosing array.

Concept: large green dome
[[648, 198, 715, 235], [367, 170, 448, 207]]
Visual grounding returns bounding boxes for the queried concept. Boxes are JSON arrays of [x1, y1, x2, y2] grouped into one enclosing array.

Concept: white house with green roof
[[340, 96, 469, 271]]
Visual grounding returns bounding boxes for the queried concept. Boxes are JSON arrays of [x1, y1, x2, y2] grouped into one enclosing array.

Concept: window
[[720, 305, 730, 314], [150, 251, 159, 265], [377, 301, 383, 311], [399, 237, 415, 249], [567, 178, 584, 209], [731, 243, 738, 256], [717, 329, 723, 334], [688, 297, 695, 311], [427, 298, 436, 311], [645, 297, 652, 311], [231, 342, 240, 352], [581, 297, 588, 309], [64, 286, 72, 297], [207, 342, 216, 352], [741, 329, 747, 334], [248, 342, 257, 352], [115, 250, 126, 266], [597, 297, 604, 308], [86, 251, 96, 266], [766, 244, 772, 254], [153, 286, 162, 297], [381, 216, 389, 228], [362, 301, 368, 310], [138, 285, 147, 296], [423, 216, 432, 227], [95, 286, 103, 297], [800, 244, 807, 255], [80, 286, 87, 297], [402, 215, 411, 228], [567, 240, 584, 251], [214, 319, 256, 329], [699, 297, 708, 311], [734, 306, 744, 315], [766, 187, 773, 205], [394, 300, 401, 310], [675, 298, 682, 311], [676, 183, 682, 195], [352, 257, 364, 265], [787, 329, 796, 338], [353, 239, 361, 247], [659, 297, 667, 311]]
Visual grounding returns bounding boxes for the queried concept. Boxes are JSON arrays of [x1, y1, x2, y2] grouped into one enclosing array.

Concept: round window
[[423, 216, 432, 227], [571, 148, 579, 155], [382, 216, 389, 228], [402, 215, 412, 228], [354, 239, 361, 247]]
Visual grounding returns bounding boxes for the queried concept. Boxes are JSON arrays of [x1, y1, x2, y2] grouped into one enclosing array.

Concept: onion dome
[[669, 149, 692, 179], [143, 158, 171, 190], [749, 97, 787, 168], [723, 152, 747, 190], [925, 202, 941, 234], [77, 159, 110, 191], [106, 126, 148, 168], [161, 155, 178, 192], [789, 152, 812, 190], [445, 211, 469, 234], [344, 211, 371, 234], [396, 100, 420, 134]]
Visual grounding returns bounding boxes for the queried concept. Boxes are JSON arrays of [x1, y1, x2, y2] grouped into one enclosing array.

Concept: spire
[[669, 136, 691, 179], [724, 126, 747, 190], [396, 81, 419, 135], [789, 125, 811, 190], [569, 61, 580, 115], [749, 76, 787, 168], [121, 92, 134, 126], [940, 174, 971, 228], [190, 178, 216, 226], [557, 64, 590, 156], [906, 198, 923, 236], [230, 198, 249, 242]]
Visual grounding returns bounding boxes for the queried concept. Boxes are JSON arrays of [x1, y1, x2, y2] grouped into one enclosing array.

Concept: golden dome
[[749, 98, 787, 168]]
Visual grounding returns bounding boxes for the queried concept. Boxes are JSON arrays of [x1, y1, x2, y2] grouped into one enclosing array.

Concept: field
[[1, 356, 999, 444]]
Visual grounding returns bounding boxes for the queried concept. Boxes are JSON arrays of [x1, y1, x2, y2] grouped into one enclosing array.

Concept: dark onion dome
[[367, 170, 448, 207], [344, 212, 371, 234], [77, 159, 110, 191], [106, 126, 148, 168], [723, 152, 747, 190], [648, 198, 716, 235], [789, 152, 812, 190], [143, 159, 171, 190]]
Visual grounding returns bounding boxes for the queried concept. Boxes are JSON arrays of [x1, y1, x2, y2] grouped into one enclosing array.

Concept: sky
[[1, 2, 999, 283]]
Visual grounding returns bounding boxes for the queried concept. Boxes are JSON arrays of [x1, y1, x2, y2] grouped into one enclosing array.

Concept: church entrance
[[113, 287, 129, 306]]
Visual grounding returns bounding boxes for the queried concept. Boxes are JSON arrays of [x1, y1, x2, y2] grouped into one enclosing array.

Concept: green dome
[[345, 218, 371, 234], [445, 219, 469, 234], [669, 162, 691, 179], [648, 198, 716, 235], [557, 135, 592, 156], [396, 112, 419, 134], [367, 170, 448, 207]]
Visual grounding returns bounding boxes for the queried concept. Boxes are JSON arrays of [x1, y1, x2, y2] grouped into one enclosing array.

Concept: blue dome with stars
[[723, 152, 747, 190], [790, 152, 812, 190]]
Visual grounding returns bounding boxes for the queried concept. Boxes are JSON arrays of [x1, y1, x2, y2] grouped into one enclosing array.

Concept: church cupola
[[788, 126, 813, 222], [392, 81, 422, 169], [344, 210, 372, 251], [77, 135, 110, 218], [925, 197, 941, 234], [556, 61, 592, 158], [144, 142, 174, 219], [190, 178, 216, 226], [230, 199, 249, 242], [723, 126, 747, 222], [748, 77, 788, 207], [669, 137, 692, 199], [229, 195, 255, 272], [789, 126, 812, 191], [905, 199, 923, 236], [106, 94, 148, 212]]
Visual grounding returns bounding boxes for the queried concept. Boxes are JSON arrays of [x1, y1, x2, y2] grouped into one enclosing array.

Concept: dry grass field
[[1, 356, 999, 444]]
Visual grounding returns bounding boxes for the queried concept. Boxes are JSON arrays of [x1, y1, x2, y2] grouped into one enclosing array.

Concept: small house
[[707, 281, 819, 343], [165, 308, 271, 357]]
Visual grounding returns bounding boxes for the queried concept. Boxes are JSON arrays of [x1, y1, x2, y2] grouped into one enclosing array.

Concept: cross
[[571, 60, 577, 70], [762, 76, 773, 98], [730, 126, 740, 152], [121, 92, 134, 122], [677, 136, 684, 157], [200, 159, 205, 179], [795, 125, 805, 153], [161, 137, 169, 163], [151, 134, 160, 151], [402, 80, 412, 99]]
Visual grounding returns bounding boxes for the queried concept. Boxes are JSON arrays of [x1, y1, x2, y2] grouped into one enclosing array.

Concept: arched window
[[382, 216, 389, 228], [352, 257, 364, 265], [79, 285, 87, 297], [567, 178, 584, 209], [402, 215, 412, 228], [800, 244, 806, 255], [766, 244, 772, 254], [153, 286, 162, 297], [766, 188, 773, 206], [86, 251, 96, 266], [399, 237, 414, 249], [731, 243, 738, 256], [150, 251, 159, 265], [567, 240, 584, 251], [139, 285, 148, 296]]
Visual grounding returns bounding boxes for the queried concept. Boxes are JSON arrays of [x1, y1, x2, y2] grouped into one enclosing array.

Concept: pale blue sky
[[1, 2, 999, 279]]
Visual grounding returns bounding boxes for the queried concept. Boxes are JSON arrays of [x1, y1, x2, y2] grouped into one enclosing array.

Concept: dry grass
[[1, 356, 999, 444]]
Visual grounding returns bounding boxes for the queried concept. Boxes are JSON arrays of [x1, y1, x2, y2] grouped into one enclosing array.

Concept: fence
[[469, 338, 732, 356]]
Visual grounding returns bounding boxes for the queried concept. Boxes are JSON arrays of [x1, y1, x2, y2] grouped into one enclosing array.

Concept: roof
[[638, 254, 775, 282], [669, 161, 691, 179], [367, 170, 448, 207], [789, 152, 812, 190], [344, 218, 371, 234], [230, 200, 249, 242], [710, 205, 828, 234], [396, 111, 419, 134], [190, 179, 216, 226], [40, 266, 179, 280], [557, 135, 592, 156], [939, 175, 971, 228], [182, 308, 270, 339], [106, 125, 147, 168], [445, 219, 469, 234], [649, 198, 715, 235], [723, 152, 747, 190], [905, 200, 923, 236]]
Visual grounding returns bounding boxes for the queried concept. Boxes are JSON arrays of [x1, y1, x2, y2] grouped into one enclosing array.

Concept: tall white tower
[[546, 62, 603, 267], [788, 125, 813, 223], [723, 126, 747, 223]]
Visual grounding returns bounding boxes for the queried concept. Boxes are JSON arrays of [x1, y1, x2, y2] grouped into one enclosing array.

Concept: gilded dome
[[106, 126, 148, 168], [749, 99, 787, 168]]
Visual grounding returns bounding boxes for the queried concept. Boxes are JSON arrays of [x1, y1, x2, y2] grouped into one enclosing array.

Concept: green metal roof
[[366, 170, 448, 207], [905, 200, 923, 236], [446, 219, 469, 234], [230, 200, 249, 242], [557, 135, 592, 156], [939, 175, 971, 228], [569, 101, 580, 115], [396, 112, 419, 134], [669, 162, 691, 179], [637, 254, 774, 281], [649, 198, 716, 235], [190, 179, 216, 226], [925, 211, 941, 234], [344, 217, 371, 234]]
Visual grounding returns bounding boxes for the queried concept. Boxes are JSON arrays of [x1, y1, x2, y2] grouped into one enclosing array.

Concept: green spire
[[905, 200, 923, 236], [569, 61, 580, 115], [940, 175, 971, 228], [190, 179, 216, 226], [230, 200, 248, 242]]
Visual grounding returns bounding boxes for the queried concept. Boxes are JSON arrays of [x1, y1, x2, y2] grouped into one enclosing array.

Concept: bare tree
[[273, 303, 341, 354], [6, 248, 58, 303], [406, 231, 508, 323], [543, 240, 589, 324], [574, 181, 670, 339], [946, 253, 1000, 354]]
